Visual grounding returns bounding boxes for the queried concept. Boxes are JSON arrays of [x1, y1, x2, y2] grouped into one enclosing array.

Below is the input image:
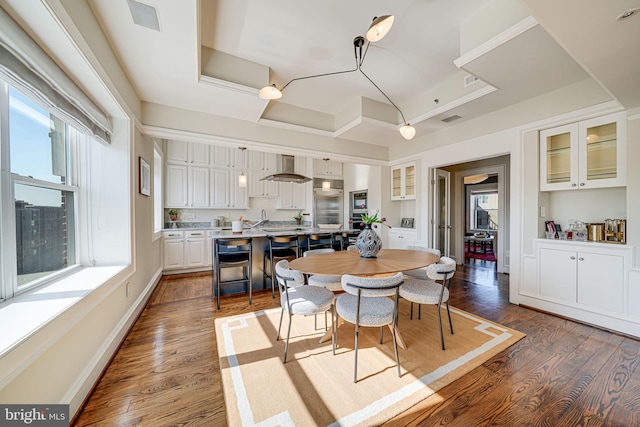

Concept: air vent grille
[[442, 115, 461, 123], [464, 74, 479, 87]]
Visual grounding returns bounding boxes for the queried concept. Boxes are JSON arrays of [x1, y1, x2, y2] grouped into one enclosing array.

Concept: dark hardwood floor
[[73, 261, 640, 426]]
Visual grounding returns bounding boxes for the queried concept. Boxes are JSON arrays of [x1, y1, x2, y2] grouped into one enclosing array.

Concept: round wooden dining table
[[289, 248, 439, 276], [289, 248, 440, 350]]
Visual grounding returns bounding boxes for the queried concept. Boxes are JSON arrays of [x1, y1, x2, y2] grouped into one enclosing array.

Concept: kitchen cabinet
[[391, 162, 416, 200], [163, 231, 185, 270], [211, 145, 247, 169], [163, 230, 210, 271], [166, 140, 210, 167], [314, 159, 342, 177], [539, 112, 626, 191], [165, 164, 209, 207], [248, 151, 279, 197], [210, 168, 229, 208], [536, 240, 628, 314], [229, 170, 249, 208], [279, 181, 309, 209], [388, 228, 417, 249]]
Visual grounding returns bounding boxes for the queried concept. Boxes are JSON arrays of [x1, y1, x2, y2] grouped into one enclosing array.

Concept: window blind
[[0, 6, 112, 144]]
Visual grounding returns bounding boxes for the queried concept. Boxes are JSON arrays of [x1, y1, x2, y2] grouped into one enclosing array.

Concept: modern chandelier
[[258, 15, 416, 140]]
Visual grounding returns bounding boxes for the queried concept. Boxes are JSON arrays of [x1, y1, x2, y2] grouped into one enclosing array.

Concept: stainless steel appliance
[[350, 190, 368, 213], [349, 190, 368, 230], [313, 178, 344, 226]]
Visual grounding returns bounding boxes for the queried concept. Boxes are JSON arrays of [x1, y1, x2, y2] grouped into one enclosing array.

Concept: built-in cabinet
[[165, 141, 248, 209], [539, 112, 626, 191], [391, 162, 416, 200], [521, 239, 635, 336], [247, 151, 279, 197], [388, 228, 417, 249], [163, 230, 210, 271], [314, 159, 342, 178]]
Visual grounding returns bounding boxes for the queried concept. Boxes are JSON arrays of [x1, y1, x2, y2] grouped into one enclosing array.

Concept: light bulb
[[258, 84, 282, 100], [322, 180, 331, 191], [238, 172, 247, 187], [366, 15, 395, 42], [399, 124, 416, 140]]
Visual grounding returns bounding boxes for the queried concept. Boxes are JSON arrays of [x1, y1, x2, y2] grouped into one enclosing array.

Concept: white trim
[[454, 16, 539, 68], [409, 85, 498, 125], [198, 74, 260, 97]]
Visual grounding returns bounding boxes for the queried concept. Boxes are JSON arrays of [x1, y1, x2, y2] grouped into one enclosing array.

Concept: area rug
[[465, 250, 496, 262], [215, 299, 524, 426]]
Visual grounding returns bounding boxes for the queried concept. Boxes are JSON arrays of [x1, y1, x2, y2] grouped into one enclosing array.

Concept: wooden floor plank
[[73, 263, 640, 427]]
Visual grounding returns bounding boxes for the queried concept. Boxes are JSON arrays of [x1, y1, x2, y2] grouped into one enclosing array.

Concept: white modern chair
[[399, 256, 456, 350], [274, 260, 335, 363], [303, 248, 342, 291], [335, 272, 405, 383], [403, 245, 441, 280]]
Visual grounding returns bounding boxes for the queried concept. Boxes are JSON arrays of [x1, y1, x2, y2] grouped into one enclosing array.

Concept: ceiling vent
[[464, 74, 479, 87], [442, 115, 462, 123], [127, 0, 160, 31]]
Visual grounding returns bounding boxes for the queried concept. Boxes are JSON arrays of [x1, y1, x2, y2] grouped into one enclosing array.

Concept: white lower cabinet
[[163, 230, 210, 271], [388, 228, 417, 249], [538, 242, 625, 314]]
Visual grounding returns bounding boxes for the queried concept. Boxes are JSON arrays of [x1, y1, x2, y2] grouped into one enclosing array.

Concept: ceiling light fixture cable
[[259, 15, 415, 140]]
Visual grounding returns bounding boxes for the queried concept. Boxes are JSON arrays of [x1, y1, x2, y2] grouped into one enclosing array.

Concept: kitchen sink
[[261, 227, 309, 232]]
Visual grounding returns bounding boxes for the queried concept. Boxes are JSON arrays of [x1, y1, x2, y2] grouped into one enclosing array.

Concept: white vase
[[355, 224, 382, 258]]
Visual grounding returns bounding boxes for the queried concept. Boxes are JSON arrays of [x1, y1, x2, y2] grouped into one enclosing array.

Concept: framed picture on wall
[[139, 156, 150, 196]]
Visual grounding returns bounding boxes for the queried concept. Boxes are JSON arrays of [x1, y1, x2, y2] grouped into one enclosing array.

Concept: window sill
[[0, 265, 127, 358]]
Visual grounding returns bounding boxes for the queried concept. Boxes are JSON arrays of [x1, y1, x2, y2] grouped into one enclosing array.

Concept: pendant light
[[322, 159, 331, 191], [258, 15, 416, 141], [238, 147, 247, 187]]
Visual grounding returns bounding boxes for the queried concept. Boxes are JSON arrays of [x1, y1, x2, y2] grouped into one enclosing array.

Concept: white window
[[470, 190, 498, 231], [1, 83, 80, 298]]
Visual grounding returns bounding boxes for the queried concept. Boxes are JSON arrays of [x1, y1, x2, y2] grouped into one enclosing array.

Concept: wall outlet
[[540, 206, 546, 218]]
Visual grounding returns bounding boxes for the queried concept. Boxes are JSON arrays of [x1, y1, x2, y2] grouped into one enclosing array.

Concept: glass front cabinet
[[391, 162, 416, 200], [539, 112, 626, 191]]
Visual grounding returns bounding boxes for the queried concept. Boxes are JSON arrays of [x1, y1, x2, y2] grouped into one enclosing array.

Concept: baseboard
[[66, 267, 163, 420]]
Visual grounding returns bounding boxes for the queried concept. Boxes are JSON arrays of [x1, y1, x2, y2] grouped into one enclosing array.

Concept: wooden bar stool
[[341, 230, 360, 250], [302, 232, 334, 255], [264, 235, 299, 298], [213, 237, 253, 310]]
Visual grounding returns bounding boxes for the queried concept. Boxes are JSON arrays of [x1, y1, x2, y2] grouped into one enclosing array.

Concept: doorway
[[431, 156, 509, 274]]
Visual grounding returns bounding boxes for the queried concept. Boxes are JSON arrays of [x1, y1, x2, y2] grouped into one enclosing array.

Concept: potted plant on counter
[[293, 210, 303, 225], [168, 208, 178, 221]]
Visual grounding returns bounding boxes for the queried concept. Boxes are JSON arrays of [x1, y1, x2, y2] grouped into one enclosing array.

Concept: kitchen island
[[162, 225, 360, 297]]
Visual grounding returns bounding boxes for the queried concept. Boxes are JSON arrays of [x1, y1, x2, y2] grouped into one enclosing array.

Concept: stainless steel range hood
[[260, 154, 312, 183]]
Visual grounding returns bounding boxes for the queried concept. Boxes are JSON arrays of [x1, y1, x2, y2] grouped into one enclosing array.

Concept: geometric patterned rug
[[216, 299, 524, 426]]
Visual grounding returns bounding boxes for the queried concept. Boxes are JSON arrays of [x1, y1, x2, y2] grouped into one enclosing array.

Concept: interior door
[[432, 168, 451, 257]]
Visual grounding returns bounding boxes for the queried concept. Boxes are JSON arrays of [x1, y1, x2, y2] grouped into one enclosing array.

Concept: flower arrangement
[[359, 211, 391, 229]]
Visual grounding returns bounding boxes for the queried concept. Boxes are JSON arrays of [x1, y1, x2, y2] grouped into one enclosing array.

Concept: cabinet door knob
[[571, 183, 577, 187], [570, 256, 576, 260], [578, 257, 584, 261], [579, 183, 585, 186]]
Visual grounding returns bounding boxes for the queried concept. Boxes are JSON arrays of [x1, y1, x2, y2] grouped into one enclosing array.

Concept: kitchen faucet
[[249, 209, 269, 228]]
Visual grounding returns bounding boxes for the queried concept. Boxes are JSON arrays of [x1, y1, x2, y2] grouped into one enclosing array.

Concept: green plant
[[168, 208, 179, 216], [359, 211, 391, 229], [293, 210, 303, 221]]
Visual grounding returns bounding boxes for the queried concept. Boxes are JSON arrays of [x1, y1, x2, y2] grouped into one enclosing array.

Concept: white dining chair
[[335, 272, 404, 383], [399, 256, 456, 350], [274, 259, 335, 363], [403, 245, 441, 280]]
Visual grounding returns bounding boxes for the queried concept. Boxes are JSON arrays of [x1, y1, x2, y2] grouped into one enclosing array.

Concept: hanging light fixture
[[238, 147, 247, 187], [322, 159, 331, 191], [258, 15, 416, 141]]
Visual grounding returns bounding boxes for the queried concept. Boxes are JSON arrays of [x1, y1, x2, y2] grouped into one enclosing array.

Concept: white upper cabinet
[[539, 112, 626, 191], [314, 159, 342, 177], [166, 140, 210, 167], [391, 162, 416, 200]]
